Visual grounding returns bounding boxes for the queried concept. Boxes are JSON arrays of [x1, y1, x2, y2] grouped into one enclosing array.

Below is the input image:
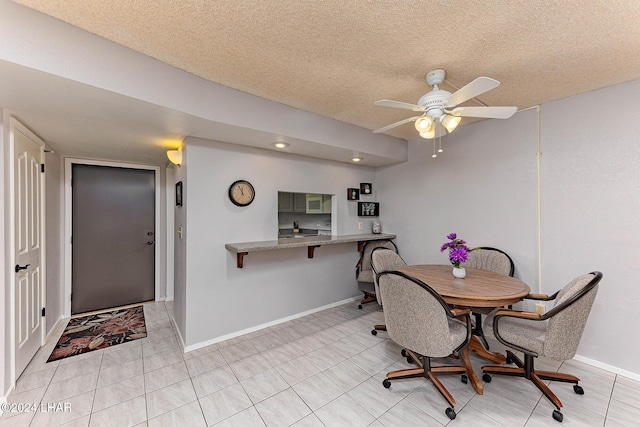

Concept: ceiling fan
[[373, 69, 517, 139]]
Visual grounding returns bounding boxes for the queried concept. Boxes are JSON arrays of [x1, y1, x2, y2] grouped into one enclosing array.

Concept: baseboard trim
[[573, 354, 640, 381], [45, 315, 66, 342], [170, 316, 186, 352], [183, 296, 360, 353], [1, 384, 14, 408]]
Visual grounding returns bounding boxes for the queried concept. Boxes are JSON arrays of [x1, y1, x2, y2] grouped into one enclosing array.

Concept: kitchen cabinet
[[305, 193, 323, 213], [322, 195, 332, 213], [293, 193, 307, 213], [278, 192, 293, 212], [279, 192, 308, 213]]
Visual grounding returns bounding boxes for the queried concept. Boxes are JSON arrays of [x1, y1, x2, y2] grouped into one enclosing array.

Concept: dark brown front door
[[71, 164, 155, 314]]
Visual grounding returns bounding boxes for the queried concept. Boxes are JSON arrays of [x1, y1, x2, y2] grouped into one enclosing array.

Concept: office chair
[[355, 240, 398, 309], [370, 247, 407, 336], [481, 271, 602, 422], [377, 270, 472, 420]]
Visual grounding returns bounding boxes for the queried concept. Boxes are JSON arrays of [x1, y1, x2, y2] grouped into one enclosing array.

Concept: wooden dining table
[[395, 264, 531, 394]]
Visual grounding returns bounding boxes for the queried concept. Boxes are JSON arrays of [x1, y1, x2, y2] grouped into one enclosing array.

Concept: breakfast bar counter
[[226, 233, 396, 268]]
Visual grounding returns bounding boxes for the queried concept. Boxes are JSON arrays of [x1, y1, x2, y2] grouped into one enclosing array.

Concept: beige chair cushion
[[357, 269, 374, 284], [545, 274, 599, 360], [371, 249, 406, 305], [358, 240, 397, 279], [462, 249, 512, 276], [486, 273, 599, 361], [379, 272, 468, 358], [485, 310, 547, 356], [464, 248, 514, 315]]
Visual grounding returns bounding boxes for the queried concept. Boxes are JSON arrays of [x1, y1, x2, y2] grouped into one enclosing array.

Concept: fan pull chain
[[438, 135, 443, 153], [432, 139, 437, 158]]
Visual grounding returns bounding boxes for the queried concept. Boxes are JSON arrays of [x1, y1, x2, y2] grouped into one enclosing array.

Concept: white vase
[[452, 267, 466, 279]]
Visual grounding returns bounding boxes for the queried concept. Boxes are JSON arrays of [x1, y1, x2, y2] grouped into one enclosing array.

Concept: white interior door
[[13, 120, 45, 377]]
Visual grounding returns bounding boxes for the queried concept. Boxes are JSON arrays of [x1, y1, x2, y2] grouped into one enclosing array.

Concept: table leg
[[468, 336, 507, 364], [459, 348, 483, 395]]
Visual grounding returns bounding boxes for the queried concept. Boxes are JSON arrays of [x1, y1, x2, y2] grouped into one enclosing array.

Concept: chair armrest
[[526, 293, 549, 300], [450, 307, 471, 317], [525, 291, 559, 301], [494, 309, 542, 320]]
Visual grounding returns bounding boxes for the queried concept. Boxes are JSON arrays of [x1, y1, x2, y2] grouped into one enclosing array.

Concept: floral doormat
[[47, 305, 147, 362]]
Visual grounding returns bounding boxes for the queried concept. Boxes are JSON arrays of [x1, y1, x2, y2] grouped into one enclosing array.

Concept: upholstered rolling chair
[[369, 247, 407, 336], [482, 271, 603, 423], [355, 240, 398, 309], [461, 247, 515, 349], [377, 271, 472, 420]]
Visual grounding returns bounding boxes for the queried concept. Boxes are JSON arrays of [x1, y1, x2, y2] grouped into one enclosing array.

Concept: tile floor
[[2, 301, 639, 426]]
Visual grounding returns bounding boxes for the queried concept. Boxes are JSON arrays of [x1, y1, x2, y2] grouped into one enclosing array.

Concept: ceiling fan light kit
[[414, 116, 433, 132], [373, 69, 518, 149], [440, 114, 461, 133], [420, 128, 435, 139]]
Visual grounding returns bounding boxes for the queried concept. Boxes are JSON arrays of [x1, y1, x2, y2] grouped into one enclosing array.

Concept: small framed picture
[[357, 202, 379, 217], [360, 183, 372, 195], [175, 181, 183, 206], [347, 188, 360, 200]]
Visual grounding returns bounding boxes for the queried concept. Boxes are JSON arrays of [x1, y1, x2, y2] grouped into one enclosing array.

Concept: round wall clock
[[228, 180, 255, 206]]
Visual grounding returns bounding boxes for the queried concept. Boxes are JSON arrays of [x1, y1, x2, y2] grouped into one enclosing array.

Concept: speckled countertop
[[225, 233, 396, 253]]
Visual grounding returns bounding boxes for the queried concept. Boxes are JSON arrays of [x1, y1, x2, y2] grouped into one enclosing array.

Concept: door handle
[[144, 241, 155, 245], [15, 264, 30, 273]]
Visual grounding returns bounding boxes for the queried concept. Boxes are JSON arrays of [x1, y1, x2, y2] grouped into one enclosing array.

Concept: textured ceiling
[[12, 0, 640, 141]]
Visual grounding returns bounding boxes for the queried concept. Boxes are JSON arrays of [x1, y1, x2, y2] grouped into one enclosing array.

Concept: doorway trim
[[64, 158, 161, 317]]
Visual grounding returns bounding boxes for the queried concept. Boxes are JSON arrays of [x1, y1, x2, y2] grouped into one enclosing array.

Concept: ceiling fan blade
[[445, 77, 500, 108], [449, 106, 517, 119], [374, 99, 425, 112], [373, 116, 423, 133]]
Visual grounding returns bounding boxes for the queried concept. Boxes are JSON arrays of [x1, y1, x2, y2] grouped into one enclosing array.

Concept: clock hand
[[239, 185, 244, 196]]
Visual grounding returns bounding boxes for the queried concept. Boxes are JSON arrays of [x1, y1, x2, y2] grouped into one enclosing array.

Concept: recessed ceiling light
[[273, 142, 289, 149], [352, 157, 363, 162]]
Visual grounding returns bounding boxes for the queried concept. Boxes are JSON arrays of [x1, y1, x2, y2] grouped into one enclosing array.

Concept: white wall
[[377, 79, 640, 376], [539, 79, 640, 374], [179, 138, 379, 347]]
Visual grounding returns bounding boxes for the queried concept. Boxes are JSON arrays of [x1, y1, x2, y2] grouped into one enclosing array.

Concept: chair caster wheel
[[401, 349, 407, 357], [407, 356, 414, 364], [445, 407, 456, 420], [573, 384, 584, 395], [358, 305, 362, 309], [461, 374, 468, 384], [552, 410, 563, 422], [371, 329, 377, 336], [382, 379, 391, 389], [482, 373, 492, 383]]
